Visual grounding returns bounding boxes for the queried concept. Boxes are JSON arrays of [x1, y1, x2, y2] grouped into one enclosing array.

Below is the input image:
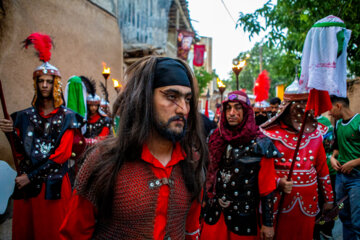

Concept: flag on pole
[[193, 44, 206, 67], [299, 15, 351, 116], [177, 29, 194, 61]]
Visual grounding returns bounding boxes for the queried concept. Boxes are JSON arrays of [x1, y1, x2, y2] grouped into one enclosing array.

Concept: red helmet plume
[[23, 32, 53, 62], [253, 70, 270, 102]]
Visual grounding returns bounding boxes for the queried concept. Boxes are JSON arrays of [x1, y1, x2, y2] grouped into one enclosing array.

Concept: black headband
[[153, 58, 191, 89]]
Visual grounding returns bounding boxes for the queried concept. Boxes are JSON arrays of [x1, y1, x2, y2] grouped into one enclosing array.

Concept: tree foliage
[[228, 43, 298, 98], [236, 0, 360, 76], [194, 67, 217, 95]]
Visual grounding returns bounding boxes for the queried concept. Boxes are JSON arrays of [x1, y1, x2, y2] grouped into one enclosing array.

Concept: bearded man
[[0, 33, 83, 240], [201, 90, 280, 240], [59, 56, 207, 240]]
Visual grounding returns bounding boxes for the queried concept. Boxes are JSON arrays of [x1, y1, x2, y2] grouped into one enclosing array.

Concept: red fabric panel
[[141, 143, 185, 239], [13, 175, 72, 240], [49, 129, 75, 164], [97, 126, 110, 138], [258, 157, 277, 196], [305, 89, 332, 116], [200, 213, 258, 240], [193, 44, 206, 67], [87, 113, 101, 123], [59, 190, 97, 240], [185, 196, 201, 240], [275, 205, 315, 240], [204, 100, 209, 118]]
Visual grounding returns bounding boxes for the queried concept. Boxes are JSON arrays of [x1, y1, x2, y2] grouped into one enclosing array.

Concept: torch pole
[[236, 73, 239, 91], [0, 80, 20, 173]]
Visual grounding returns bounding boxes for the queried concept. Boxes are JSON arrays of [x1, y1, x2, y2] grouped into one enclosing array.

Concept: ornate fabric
[[202, 138, 279, 235], [261, 124, 334, 217], [84, 115, 111, 138], [11, 106, 83, 199], [76, 156, 192, 240], [207, 91, 264, 198]]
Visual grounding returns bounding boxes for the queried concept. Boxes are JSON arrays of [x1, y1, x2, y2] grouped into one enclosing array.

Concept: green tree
[[236, 0, 360, 76], [228, 43, 298, 98], [194, 67, 217, 95]]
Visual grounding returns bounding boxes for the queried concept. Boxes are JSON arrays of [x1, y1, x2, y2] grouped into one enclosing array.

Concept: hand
[[260, 225, 274, 240], [340, 160, 355, 174], [330, 156, 342, 171], [15, 174, 30, 189], [0, 118, 14, 133], [322, 202, 334, 213], [278, 177, 293, 194]]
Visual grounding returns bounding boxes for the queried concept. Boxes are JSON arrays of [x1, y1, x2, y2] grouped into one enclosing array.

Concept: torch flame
[[112, 79, 121, 88], [234, 59, 247, 70], [217, 78, 226, 88], [102, 62, 111, 74]]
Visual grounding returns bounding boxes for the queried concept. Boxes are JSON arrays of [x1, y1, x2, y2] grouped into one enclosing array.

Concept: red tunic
[[12, 108, 74, 240], [60, 143, 201, 240], [261, 123, 334, 240]]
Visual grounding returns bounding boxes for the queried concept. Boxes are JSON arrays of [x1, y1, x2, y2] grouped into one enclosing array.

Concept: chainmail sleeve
[[74, 149, 100, 205]]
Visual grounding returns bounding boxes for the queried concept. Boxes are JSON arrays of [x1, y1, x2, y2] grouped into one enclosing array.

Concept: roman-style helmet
[[261, 79, 318, 133], [23, 32, 63, 108], [80, 76, 101, 106]]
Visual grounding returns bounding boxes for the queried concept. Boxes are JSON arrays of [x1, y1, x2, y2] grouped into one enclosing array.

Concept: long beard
[[154, 115, 187, 143]]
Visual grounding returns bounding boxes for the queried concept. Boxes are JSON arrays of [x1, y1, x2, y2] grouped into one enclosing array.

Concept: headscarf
[[206, 90, 264, 198]]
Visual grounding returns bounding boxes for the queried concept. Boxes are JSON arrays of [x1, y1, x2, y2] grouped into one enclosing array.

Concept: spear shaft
[[275, 110, 309, 236], [0, 80, 20, 173]]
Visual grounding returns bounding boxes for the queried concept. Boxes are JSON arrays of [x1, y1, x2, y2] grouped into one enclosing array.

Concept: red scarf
[[206, 91, 264, 198]]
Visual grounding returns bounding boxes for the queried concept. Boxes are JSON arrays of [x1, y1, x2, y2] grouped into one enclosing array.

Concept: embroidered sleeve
[[315, 144, 334, 203]]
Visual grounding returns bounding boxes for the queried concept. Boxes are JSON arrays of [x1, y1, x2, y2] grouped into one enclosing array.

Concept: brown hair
[[81, 56, 207, 219]]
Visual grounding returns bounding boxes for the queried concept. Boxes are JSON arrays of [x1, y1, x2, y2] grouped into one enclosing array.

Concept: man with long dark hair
[[60, 56, 207, 239], [201, 90, 280, 240]]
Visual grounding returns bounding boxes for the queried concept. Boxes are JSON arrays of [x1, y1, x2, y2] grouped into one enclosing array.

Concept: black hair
[[330, 95, 349, 108], [270, 97, 281, 105]]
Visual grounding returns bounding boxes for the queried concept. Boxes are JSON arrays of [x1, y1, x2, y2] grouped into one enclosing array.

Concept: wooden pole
[[0, 80, 20, 173]]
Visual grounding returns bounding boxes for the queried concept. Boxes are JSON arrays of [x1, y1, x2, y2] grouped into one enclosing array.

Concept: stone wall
[[0, 0, 124, 167]]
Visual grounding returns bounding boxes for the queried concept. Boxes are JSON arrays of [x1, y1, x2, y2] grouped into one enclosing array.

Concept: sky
[[187, 0, 271, 80]]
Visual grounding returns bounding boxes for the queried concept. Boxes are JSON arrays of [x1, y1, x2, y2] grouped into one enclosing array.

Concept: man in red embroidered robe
[[260, 82, 334, 240], [59, 56, 207, 239]]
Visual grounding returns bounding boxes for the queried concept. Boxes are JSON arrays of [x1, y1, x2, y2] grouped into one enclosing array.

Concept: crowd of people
[[0, 32, 359, 240]]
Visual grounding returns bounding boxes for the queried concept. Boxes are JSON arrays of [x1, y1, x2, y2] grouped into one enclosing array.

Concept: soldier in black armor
[[81, 76, 111, 146], [201, 90, 280, 240], [0, 33, 83, 240]]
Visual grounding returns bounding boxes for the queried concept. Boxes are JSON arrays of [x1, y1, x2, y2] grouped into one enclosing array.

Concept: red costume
[[261, 123, 334, 239], [84, 112, 111, 145], [9, 33, 83, 240], [60, 143, 200, 240], [260, 86, 334, 240], [201, 91, 278, 240], [12, 108, 80, 240]]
